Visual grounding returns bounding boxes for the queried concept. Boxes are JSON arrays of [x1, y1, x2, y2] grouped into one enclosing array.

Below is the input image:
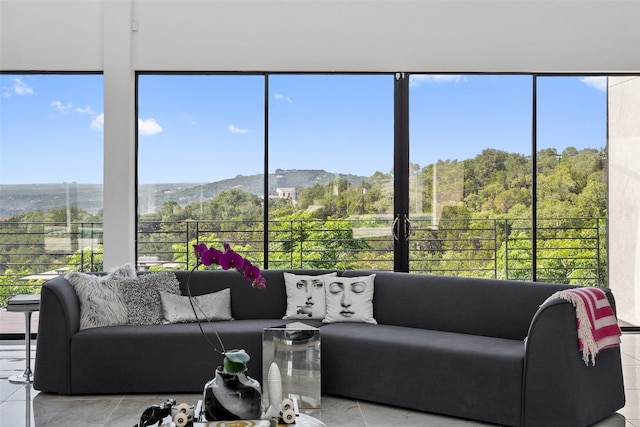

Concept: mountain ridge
[[0, 169, 367, 217]]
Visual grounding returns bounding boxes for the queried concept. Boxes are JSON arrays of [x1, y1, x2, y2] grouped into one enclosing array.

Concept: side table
[[6, 294, 40, 384], [262, 322, 321, 409]]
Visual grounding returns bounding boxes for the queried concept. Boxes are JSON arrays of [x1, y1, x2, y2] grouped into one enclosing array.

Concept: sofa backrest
[[342, 270, 614, 341], [173, 269, 336, 320]]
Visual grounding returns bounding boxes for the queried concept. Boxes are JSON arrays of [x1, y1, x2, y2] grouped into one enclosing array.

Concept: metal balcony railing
[[0, 217, 606, 306]]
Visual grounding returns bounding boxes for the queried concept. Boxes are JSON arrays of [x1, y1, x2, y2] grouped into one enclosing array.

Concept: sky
[[0, 73, 607, 185]]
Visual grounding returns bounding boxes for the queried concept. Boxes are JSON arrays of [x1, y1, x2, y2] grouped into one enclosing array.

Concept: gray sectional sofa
[[34, 269, 625, 427]]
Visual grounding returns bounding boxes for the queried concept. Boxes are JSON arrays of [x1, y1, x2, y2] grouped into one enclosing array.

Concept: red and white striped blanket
[[543, 287, 622, 366]]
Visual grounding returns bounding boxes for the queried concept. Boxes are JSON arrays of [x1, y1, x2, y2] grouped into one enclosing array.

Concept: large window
[[136, 74, 395, 271], [267, 74, 394, 270], [409, 74, 533, 278], [133, 73, 611, 284], [0, 72, 636, 325], [535, 76, 607, 286], [0, 73, 104, 303], [136, 74, 265, 270]]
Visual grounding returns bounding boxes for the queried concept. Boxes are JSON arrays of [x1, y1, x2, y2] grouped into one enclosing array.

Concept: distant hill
[[0, 183, 103, 217], [138, 169, 366, 213], [0, 170, 367, 217]]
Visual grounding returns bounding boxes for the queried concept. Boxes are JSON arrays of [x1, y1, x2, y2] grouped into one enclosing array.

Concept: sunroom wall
[[1, 0, 639, 323]]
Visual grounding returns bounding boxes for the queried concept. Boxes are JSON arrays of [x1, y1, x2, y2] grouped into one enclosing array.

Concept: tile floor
[[0, 333, 638, 427]]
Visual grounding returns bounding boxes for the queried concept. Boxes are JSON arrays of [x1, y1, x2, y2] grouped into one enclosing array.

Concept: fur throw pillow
[[66, 264, 137, 330]]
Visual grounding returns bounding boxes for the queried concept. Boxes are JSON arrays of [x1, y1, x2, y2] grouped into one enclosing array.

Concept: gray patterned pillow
[[117, 272, 181, 325], [66, 264, 137, 330], [160, 288, 233, 323]]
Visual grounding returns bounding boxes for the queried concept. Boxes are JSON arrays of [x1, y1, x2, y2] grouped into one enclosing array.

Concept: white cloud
[[50, 100, 72, 113], [228, 124, 249, 134], [138, 118, 163, 136], [91, 113, 104, 131], [13, 78, 34, 95], [75, 105, 96, 115], [580, 76, 607, 92], [409, 75, 466, 87], [274, 93, 292, 103], [89, 115, 162, 135]]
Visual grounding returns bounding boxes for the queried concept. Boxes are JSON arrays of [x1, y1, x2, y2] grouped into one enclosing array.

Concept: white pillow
[[161, 288, 233, 323], [66, 263, 137, 330], [323, 274, 377, 324], [283, 272, 337, 320]]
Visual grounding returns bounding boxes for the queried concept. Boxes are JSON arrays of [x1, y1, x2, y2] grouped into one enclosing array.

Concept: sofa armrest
[[33, 275, 81, 394], [522, 297, 625, 427]]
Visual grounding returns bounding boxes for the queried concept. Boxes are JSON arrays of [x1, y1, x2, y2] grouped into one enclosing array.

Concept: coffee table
[[145, 398, 326, 426], [190, 414, 325, 426]]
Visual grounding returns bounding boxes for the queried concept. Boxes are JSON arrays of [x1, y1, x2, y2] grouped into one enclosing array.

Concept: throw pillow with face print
[[283, 272, 337, 319], [323, 274, 377, 324]]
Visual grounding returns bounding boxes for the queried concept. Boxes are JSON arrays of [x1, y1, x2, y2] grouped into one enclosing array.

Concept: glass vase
[[203, 368, 262, 421]]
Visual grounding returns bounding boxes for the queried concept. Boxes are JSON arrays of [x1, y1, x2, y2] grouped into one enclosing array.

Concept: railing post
[[186, 221, 191, 270], [80, 223, 85, 272], [596, 217, 602, 287], [298, 220, 303, 269], [92, 222, 97, 271], [504, 219, 509, 280], [493, 219, 498, 279], [290, 220, 294, 269]]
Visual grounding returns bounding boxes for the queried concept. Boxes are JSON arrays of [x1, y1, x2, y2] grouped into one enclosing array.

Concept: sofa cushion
[[283, 272, 337, 320], [65, 263, 136, 330], [323, 274, 377, 324], [117, 272, 181, 325], [342, 270, 582, 340], [161, 288, 233, 323], [69, 319, 298, 394], [321, 323, 526, 426]]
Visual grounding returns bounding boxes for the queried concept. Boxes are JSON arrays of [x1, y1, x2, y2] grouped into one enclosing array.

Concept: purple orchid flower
[[242, 261, 261, 282], [192, 242, 264, 289], [193, 243, 208, 260], [201, 247, 223, 266], [252, 275, 266, 289], [220, 248, 245, 270]]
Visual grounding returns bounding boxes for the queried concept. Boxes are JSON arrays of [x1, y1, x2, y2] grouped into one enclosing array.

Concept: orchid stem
[[186, 263, 227, 356]]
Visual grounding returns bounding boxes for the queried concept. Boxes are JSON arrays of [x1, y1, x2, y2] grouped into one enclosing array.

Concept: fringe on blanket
[[542, 287, 621, 366]]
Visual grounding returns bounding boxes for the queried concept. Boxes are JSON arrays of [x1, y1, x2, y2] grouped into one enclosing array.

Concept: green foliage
[[0, 272, 41, 307], [267, 211, 371, 269], [0, 147, 608, 290], [67, 244, 104, 272]]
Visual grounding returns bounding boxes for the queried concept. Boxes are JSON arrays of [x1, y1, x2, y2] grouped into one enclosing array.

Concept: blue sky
[[0, 73, 606, 185]]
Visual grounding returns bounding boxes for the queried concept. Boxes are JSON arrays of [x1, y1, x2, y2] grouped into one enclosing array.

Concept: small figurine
[[264, 362, 283, 419], [135, 398, 176, 427], [172, 402, 194, 427]]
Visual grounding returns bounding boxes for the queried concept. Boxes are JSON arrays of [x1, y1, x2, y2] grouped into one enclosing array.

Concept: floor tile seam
[[103, 394, 127, 427], [1, 350, 34, 355], [620, 349, 640, 360], [0, 385, 19, 403], [356, 399, 368, 426]]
